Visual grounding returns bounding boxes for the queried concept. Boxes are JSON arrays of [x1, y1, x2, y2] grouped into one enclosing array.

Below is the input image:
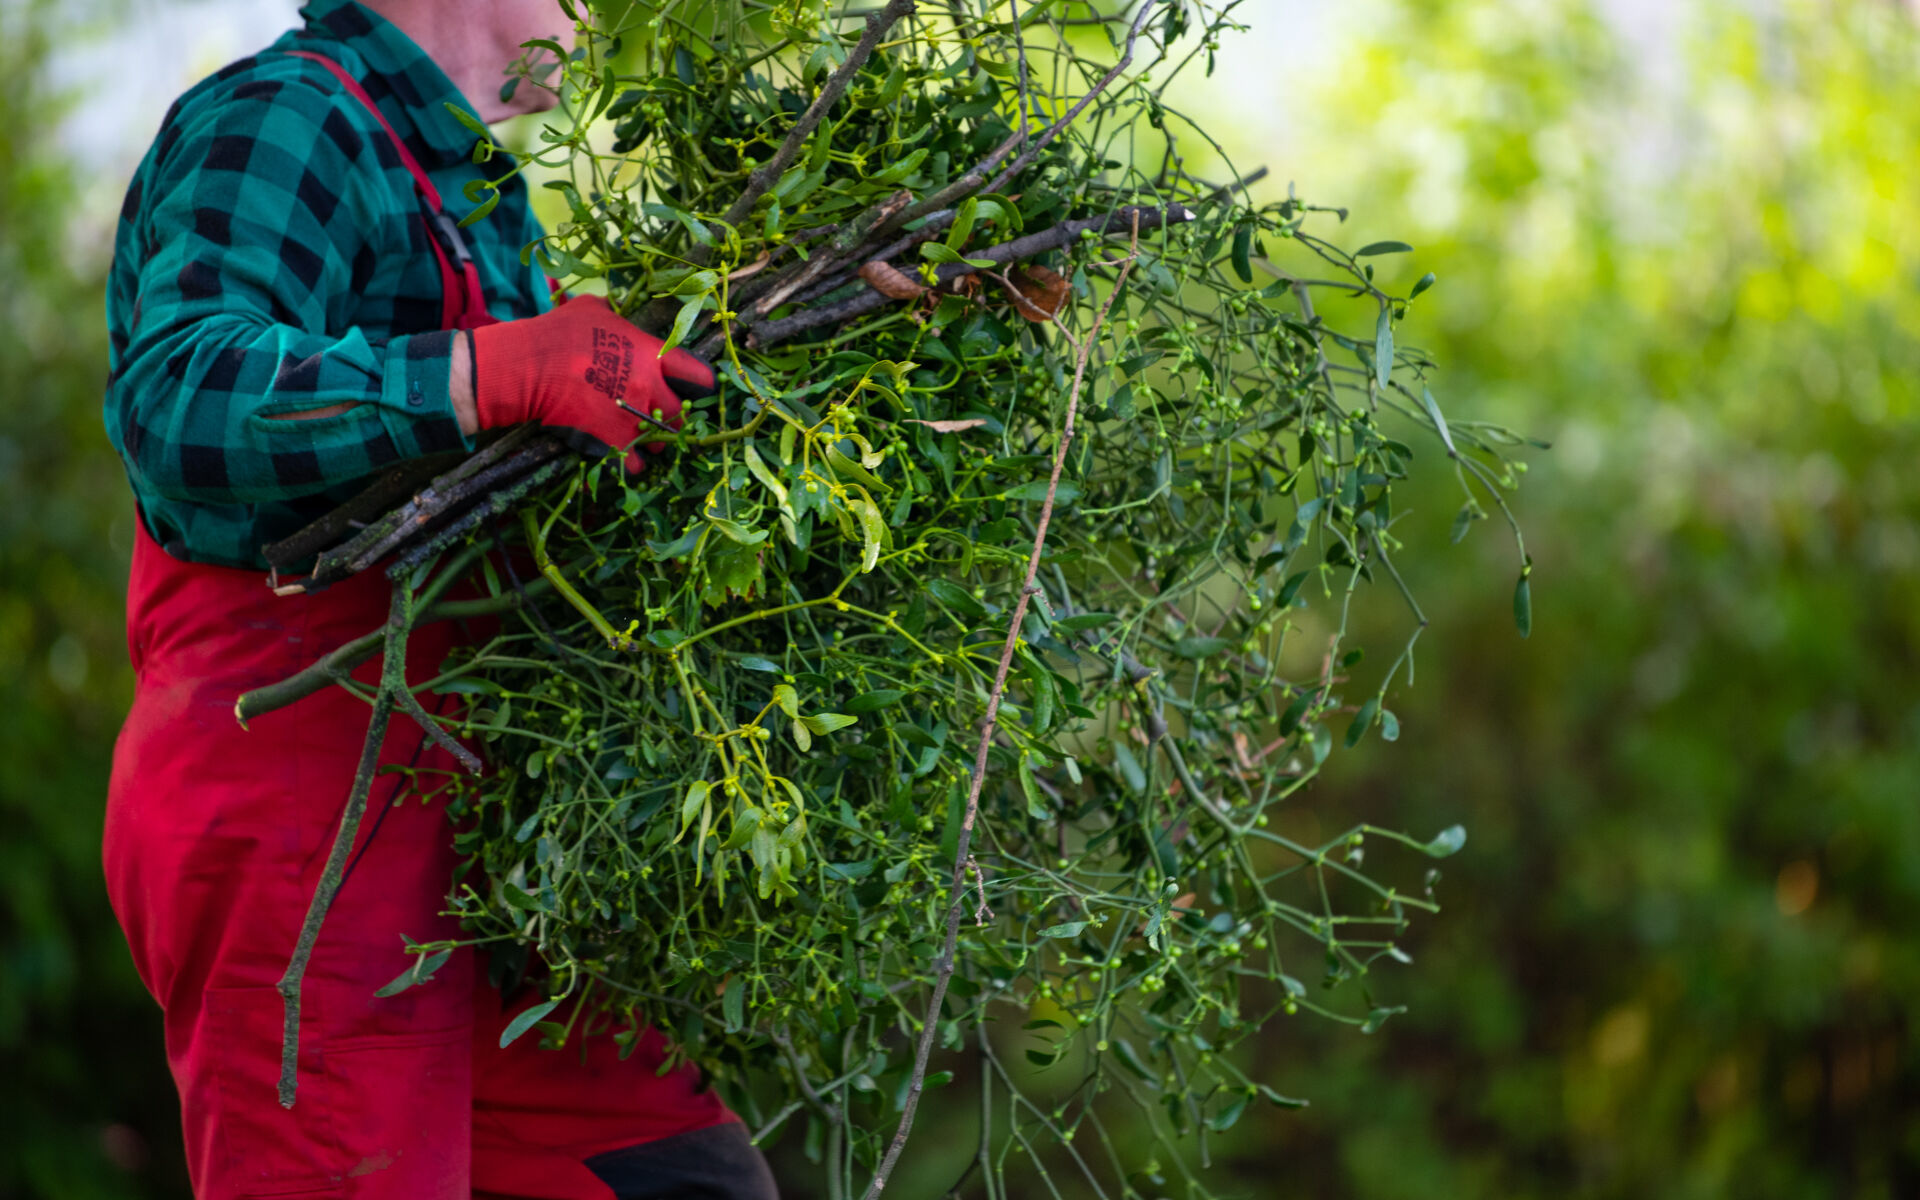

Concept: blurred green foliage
[[0, 5, 188, 1198], [1205, 2, 1920, 1197], [4, 0, 1916, 1197]]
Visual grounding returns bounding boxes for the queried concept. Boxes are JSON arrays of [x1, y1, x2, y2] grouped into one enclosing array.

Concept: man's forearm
[[450, 330, 479, 437]]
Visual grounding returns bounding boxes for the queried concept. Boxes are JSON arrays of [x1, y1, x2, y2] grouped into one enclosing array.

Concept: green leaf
[[1019, 766, 1050, 820], [1361, 1005, 1407, 1034], [1355, 240, 1413, 256], [670, 268, 720, 297], [946, 197, 979, 251], [722, 808, 760, 850], [1278, 692, 1313, 737], [707, 516, 769, 546], [742, 442, 787, 505], [1003, 480, 1080, 505], [894, 722, 942, 750], [648, 527, 703, 560], [499, 999, 559, 1048], [1449, 503, 1477, 544], [1039, 921, 1087, 938], [537, 242, 601, 280], [825, 446, 886, 491], [1421, 387, 1458, 457], [444, 101, 491, 138], [1423, 824, 1468, 858], [1257, 1084, 1309, 1109], [1230, 224, 1253, 283], [1054, 612, 1115, 634], [1111, 741, 1146, 794], [772, 684, 800, 718], [1373, 305, 1394, 389], [500, 881, 547, 912], [1514, 571, 1533, 638], [1207, 1095, 1250, 1132], [870, 147, 927, 184], [1344, 697, 1380, 748], [854, 496, 885, 572], [1173, 636, 1231, 659], [1380, 709, 1401, 741], [678, 781, 711, 837], [661, 292, 706, 355], [919, 242, 963, 264], [1410, 271, 1437, 298], [800, 713, 857, 735], [722, 976, 746, 1032], [458, 182, 501, 228], [927, 579, 988, 619], [1111, 1039, 1159, 1085], [738, 655, 781, 673], [373, 948, 452, 998], [846, 689, 905, 714]]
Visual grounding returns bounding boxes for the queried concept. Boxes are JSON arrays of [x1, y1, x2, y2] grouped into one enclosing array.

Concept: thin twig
[[713, 0, 1161, 350], [717, 0, 917, 249], [393, 686, 483, 775], [978, 0, 1162, 197], [864, 0, 1164, 255], [859, 217, 1139, 1200]]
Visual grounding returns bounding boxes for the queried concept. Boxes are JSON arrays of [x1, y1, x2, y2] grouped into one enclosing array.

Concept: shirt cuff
[[379, 329, 473, 457]]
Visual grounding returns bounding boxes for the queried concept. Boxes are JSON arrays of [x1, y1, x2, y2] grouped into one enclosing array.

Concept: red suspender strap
[[286, 49, 494, 331]]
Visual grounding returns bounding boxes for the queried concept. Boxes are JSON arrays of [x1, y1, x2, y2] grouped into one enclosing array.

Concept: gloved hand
[[469, 295, 716, 473]]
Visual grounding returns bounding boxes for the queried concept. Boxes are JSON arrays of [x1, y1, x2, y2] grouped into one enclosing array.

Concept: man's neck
[[358, 0, 561, 123]]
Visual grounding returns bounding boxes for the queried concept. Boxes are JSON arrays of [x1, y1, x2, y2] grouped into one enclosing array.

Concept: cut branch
[[747, 203, 1187, 350], [276, 583, 414, 1107], [234, 584, 549, 725], [858, 219, 1139, 1200], [710, 0, 918, 256], [862, 0, 1163, 252], [712, 0, 1160, 350]]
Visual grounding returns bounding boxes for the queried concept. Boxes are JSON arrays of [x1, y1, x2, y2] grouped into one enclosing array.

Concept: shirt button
[[407, 381, 425, 408]]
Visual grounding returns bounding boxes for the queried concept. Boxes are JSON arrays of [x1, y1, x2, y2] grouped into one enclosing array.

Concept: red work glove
[[470, 295, 716, 473]]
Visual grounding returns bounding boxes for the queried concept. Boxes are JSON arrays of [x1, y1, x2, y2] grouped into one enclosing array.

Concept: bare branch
[[714, 0, 1162, 347], [277, 584, 414, 1106], [711, 0, 919, 249], [748, 203, 1188, 349], [859, 216, 1141, 1200]]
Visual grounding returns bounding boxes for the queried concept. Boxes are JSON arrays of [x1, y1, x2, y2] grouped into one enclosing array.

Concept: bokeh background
[[5, 0, 1917, 1196]]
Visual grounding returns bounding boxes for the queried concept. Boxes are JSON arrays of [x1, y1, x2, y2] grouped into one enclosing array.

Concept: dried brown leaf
[[727, 251, 773, 281], [1003, 264, 1069, 322], [859, 260, 927, 301]]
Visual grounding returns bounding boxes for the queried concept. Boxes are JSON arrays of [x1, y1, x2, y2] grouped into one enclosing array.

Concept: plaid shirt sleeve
[[108, 66, 470, 509]]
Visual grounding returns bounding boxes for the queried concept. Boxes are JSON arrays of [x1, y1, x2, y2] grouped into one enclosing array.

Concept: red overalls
[[102, 54, 733, 1200]]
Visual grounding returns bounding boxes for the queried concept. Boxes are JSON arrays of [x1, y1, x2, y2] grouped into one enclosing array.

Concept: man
[[101, 2, 777, 1196]]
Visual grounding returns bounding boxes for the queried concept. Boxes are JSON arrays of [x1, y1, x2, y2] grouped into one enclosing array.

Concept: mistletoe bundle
[[245, 0, 1532, 1194]]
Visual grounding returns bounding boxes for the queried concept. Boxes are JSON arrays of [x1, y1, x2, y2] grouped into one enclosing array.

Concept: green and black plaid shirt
[[105, 0, 551, 568]]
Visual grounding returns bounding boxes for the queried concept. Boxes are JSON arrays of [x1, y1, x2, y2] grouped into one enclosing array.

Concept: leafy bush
[[251, 0, 1526, 1193]]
